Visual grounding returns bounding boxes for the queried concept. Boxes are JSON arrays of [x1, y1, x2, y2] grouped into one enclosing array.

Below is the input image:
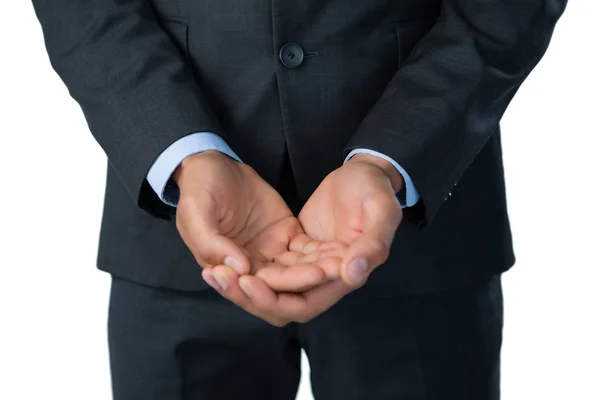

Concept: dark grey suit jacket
[[32, 0, 566, 295]]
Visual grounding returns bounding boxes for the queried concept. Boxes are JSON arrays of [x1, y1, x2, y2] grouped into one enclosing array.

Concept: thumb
[[341, 235, 390, 287], [177, 194, 250, 275], [197, 232, 251, 275], [340, 195, 401, 286]]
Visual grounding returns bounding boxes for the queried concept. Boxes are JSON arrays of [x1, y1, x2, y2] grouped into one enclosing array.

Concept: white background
[[1, 2, 598, 399]]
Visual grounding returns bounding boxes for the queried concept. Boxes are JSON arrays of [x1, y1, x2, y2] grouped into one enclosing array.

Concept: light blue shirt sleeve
[[147, 134, 419, 209], [146, 132, 241, 207], [345, 149, 420, 208]]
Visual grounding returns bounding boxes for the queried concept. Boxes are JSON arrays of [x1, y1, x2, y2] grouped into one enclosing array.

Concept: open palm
[[298, 158, 403, 285], [175, 151, 338, 292]]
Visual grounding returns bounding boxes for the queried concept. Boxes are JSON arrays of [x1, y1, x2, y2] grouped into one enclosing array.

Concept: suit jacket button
[[279, 43, 304, 68]]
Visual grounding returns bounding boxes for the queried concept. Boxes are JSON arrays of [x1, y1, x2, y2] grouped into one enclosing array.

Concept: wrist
[[346, 153, 405, 193], [173, 150, 230, 187]]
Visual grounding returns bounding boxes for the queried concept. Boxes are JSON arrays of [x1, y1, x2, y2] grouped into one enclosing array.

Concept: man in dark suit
[[33, 0, 566, 398]]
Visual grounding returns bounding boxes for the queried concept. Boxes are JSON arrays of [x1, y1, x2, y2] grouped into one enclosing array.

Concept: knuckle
[[374, 240, 389, 258], [186, 244, 207, 267], [194, 240, 221, 265], [181, 237, 211, 268], [176, 194, 196, 212], [269, 318, 289, 328], [193, 255, 208, 269], [194, 240, 211, 257], [175, 213, 189, 234], [372, 241, 390, 266], [354, 280, 368, 290], [294, 314, 312, 324]]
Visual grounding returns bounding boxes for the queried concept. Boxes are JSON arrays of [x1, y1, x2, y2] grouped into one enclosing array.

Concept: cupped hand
[[298, 153, 404, 287], [205, 153, 404, 326], [174, 151, 339, 293]]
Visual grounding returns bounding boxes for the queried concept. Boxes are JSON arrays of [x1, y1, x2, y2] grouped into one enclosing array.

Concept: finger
[[341, 196, 402, 286], [236, 275, 294, 327], [254, 263, 326, 292], [177, 195, 250, 275], [213, 265, 323, 327], [201, 267, 220, 291], [341, 236, 388, 286], [276, 249, 344, 280], [299, 278, 353, 320], [293, 251, 344, 279], [318, 241, 347, 252], [293, 251, 320, 264], [294, 248, 341, 264], [238, 275, 310, 320], [241, 276, 352, 324], [200, 234, 250, 274], [273, 249, 325, 267], [288, 233, 321, 254], [283, 243, 346, 265], [288, 233, 312, 253], [274, 250, 303, 267], [313, 257, 344, 280], [210, 265, 289, 325]]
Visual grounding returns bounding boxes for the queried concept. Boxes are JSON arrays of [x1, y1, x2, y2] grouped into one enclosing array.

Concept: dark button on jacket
[[279, 43, 304, 68]]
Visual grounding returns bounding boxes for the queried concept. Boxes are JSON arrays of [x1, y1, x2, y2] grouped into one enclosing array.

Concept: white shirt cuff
[[344, 149, 420, 208], [146, 132, 241, 207]]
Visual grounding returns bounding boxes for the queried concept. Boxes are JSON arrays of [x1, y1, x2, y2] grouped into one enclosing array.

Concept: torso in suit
[[87, 0, 532, 295], [33, 0, 566, 398]]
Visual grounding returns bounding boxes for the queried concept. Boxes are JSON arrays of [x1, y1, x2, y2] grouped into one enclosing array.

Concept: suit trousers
[[108, 273, 503, 400]]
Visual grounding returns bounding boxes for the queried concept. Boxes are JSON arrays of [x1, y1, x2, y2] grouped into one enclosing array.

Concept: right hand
[[174, 151, 341, 293]]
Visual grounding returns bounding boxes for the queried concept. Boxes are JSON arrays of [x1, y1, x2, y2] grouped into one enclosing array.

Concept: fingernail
[[203, 275, 220, 291], [225, 256, 245, 275], [213, 271, 229, 291], [347, 258, 369, 284], [239, 279, 253, 298]]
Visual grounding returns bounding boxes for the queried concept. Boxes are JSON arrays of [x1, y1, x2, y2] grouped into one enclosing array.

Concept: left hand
[[298, 153, 404, 287], [204, 153, 404, 325]]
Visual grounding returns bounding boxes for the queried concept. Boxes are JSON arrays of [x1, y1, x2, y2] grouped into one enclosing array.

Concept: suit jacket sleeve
[[345, 0, 567, 224], [32, 0, 228, 219]]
